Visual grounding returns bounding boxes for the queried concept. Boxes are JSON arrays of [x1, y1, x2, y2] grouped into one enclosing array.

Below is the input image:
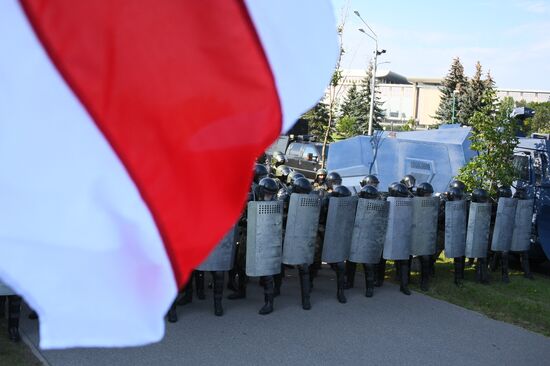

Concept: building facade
[[335, 69, 550, 129]]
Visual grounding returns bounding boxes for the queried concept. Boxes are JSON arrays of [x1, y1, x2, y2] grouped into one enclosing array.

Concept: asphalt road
[[20, 267, 550, 366]]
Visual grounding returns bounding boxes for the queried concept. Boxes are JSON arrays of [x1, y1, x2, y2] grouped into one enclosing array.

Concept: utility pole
[[356, 11, 385, 135]]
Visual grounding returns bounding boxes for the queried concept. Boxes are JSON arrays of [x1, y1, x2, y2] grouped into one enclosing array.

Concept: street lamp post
[[355, 11, 385, 136]]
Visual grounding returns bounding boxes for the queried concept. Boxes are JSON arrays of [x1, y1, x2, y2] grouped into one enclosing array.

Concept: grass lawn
[[0, 318, 42, 366], [390, 256, 550, 337]]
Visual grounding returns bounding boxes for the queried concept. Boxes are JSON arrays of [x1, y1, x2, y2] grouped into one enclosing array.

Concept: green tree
[[461, 61, 486, 125], [333, 115, 358, 140], [301, 101, 331, 142], [516, 100, 550, 135], [435, 57, 468, 124], [456, 85, 519, 196]]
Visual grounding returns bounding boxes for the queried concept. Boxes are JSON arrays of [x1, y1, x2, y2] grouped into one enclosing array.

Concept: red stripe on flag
[[21, 0, 281, 285]]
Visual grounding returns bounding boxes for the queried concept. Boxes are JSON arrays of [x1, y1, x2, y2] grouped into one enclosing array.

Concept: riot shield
[[465, 202, 492, 258], [491, 198, 518, 251], [349, 199, 389, 264], [196, 225, 238, 271], [510, 199, 534, 252], [383, 197, 413, 260], [410, 196, 439, 256], [444, 200, 467, 258], [321, 196, 358, 263], [246, 201, 283, 277], [282, 194, 321, 265]]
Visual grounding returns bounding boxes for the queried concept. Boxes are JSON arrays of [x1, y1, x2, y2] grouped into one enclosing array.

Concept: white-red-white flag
[[0, 0, 337, 348]]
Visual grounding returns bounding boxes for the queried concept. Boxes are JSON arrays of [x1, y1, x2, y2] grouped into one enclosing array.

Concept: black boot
[[344, 261, 357, 289], [394, 260, 401, 281], [7, 296, 21, 342], [213, 271, 224, 316], [332, 262, 347, 303], [430, 254, 436, 277], [167, 301, 178, 323], [420, 256, 430, 291], [177, 282, 193, 305], [227, 269, 247, 300], [259, 276, 274, 315], [274, 265, 284, 297], [399, 260, 411, 295], [501, 251, 510, 283], [453, 257, 463, 286], [375, 259, 386, 287], [459, 257, 466, 280], [298, 265, 311, 310], [521, 251, 534, 280], [227, 269, 237, 291], [309, 265, 318, 292], [478, 258, 489, 284], [195, 270, 205, 300], [364, 264, 375, 297]]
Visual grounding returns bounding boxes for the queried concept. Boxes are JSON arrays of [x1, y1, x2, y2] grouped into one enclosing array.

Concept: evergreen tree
[[456, 81, 518, 196], [435, 57, 468, 124], [461, 61, 486, 125], [358, 63, 384, 132], [301, 101, 332, 142]]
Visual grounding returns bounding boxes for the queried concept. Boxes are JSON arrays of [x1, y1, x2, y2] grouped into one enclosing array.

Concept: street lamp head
[[354, 10, 361, 17], [358, 28, 366, 34]]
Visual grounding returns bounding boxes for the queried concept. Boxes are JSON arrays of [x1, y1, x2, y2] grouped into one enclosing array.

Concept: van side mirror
[[307, 153, 314, 161]]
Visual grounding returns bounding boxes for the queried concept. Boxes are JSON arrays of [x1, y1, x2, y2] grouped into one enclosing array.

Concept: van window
[[287, 143, 302, 157], [302, 145, 318, 160]]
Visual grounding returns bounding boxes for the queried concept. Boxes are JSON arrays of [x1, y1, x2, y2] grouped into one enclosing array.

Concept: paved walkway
[[20, 268, 550, 366]]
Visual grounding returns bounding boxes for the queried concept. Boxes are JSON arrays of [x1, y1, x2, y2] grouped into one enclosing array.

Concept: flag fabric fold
[[0, 0, 337, 348]]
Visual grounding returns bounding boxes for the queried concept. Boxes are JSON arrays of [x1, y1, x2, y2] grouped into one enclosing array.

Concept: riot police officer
[[282, 177, 317, 309], [511, 185, 535, 279], [286, 171, 306, 189], [345, 176, 380, 289], [348, 185, 388, 297], [384, 182, 413, 295], [269, 151, 287, 176], [411, 182, 438, 291], [444, 186, 468, 286], [275, 165, 293, 190], [359, 175, 380, 188], [313, 168, 328, 191], [245, 177, 281, 315], [401, 174, 416, 195], [465, 188, 492, 284], [490, 186, 516, 283], [325, 172, 342, 193]]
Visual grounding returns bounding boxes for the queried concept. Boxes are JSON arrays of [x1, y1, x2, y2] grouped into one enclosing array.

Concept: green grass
[[0, 318, 42, 366], [388, 257, 550, 337]]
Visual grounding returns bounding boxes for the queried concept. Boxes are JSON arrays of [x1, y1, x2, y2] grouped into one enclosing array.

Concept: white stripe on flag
[[0, 0, 177, 349], [244, 0, 339, 133]]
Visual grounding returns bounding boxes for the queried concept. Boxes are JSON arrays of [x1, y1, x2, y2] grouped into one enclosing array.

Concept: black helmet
[[258, 177, 279, 200], [471, 188, 489, 203], [388, 182, 409, 197], [513, 189, 528, 200], [271, 151, 287, 167], [448, 187, 464, 201], [275, 165, 293, 181], [277, 188, 290, 202], [254, 164, 269, 184], [449, 180, 466, 191], [287, 171, 305, 185], [332, 185, 352, 197], [292, 177, 313, 194], [497, 185, 512, 198], [358, 185, 379, 199], [360, 175, 379, 188], [416, 182, 434, 197], [326, 172, 342, 189], [401, 175, 416, 189]]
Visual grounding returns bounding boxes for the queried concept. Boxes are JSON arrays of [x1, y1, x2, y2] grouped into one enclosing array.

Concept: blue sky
[[331, 0, 550, 90]]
